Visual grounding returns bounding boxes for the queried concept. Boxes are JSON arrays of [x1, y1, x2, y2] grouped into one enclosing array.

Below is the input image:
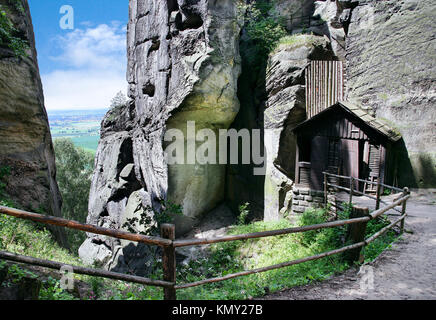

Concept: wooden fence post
[[375, 180, 382, 210], [349, 177, 354, 206], [400, 187, 409, 234], [345, 206, 369, 263], [161, 224, 176, 300]]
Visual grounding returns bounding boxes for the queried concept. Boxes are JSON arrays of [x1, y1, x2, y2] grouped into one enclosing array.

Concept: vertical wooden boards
[[341, 139, 359, 189], [310, 136, 329, 190], [305, 61, 344, 119]]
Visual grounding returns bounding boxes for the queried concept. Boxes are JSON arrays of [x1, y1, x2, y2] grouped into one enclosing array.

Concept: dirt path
[[260, 190, 436, 300]]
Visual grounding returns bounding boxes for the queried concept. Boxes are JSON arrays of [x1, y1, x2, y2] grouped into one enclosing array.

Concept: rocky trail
[[260, 190, 436, 300]]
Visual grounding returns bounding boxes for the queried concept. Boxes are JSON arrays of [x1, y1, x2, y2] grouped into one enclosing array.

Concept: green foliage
[[0, 1, 29, 57], [0, 211, 80, 267], [122, 200, 183, 236], [155, 200, 183, 228], [237, 202, 250, 225], [363, 215, 398, 262], [39, 277, 76, 300], [110, 91, 127, 109], [273, 34, 321, 52], [6, 263, 38, 284], [99, 280, 163, 300], [240, 0, 287, 57], [383, 188, 392, 196], [175, 218, 349, 300], [53, 138, 94, 253]]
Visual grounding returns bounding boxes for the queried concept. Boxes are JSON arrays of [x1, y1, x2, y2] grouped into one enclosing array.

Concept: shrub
[[237, 202, 250, 225], [240, 0, 287, 57], [122, 200, 183, 236], [110, 91, 127, 109], [0, 1, 29, 57], [53, 138, 94, 253]]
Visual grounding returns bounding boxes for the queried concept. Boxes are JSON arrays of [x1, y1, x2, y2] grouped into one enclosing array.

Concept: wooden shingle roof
[[293, 100, 402, 142], [338, 101, 402, 142]]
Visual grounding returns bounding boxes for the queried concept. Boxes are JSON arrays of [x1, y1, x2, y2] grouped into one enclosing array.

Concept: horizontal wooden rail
[[0, 251, 174, 288], [326, 183, 351, 193], [0, 175, 410, 300], [322, 172, 351, 180], [176, 212, 408, 290], [349, 188, 378, 201], [326, 181, 401, 210], [323, 172, 404, 192], [0, 206, 172, 247], [173, 216, 371, 248], [365, 214, 406, 245], [369, 195, 410, 219], [175, 241, 367, 290], [380, 183, 403, 193]]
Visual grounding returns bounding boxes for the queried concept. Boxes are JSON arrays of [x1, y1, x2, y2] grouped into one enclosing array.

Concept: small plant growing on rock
[[238, 202, 250, 225], [0, 2, 29, 57], [122, 200, 183, 236], [110, 91, 127, 109]]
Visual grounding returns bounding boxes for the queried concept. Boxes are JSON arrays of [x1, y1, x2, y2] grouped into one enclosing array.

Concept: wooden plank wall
[[301, 116, 369, 141], [305, 61, 344, 119]]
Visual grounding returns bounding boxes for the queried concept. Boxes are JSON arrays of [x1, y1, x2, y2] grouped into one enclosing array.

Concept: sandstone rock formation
[[80, 0, 436, 272], [80, 0, 243, 274], [264, 35, 335, 220], [230, 0, 436, 220], [0, 0, 67, 247], [345, 0, 436, 188]]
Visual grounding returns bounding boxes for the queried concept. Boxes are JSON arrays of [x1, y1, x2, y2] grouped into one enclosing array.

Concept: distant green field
[[71, 136, 99, 154], [48, 109, 106, 154], [52, 135, 99, 154]]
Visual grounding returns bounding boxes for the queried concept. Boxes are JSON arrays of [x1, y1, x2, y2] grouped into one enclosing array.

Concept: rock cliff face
[[263, 35, 335, 220], [311, 0, 436, 188], [230, 0, 435, 221], [0, 0, 67, 247], [345, 0, 436, 188], [81, 0, 435, 272], [80, 0, 242, 273]]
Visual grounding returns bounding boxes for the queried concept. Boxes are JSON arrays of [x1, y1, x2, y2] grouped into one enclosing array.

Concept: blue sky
[[28, 0, 129, 110]]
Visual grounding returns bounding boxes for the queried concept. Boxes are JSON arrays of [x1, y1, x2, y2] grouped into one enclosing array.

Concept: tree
[[53, 138, 95, 253], [110, 91, 127, 109]]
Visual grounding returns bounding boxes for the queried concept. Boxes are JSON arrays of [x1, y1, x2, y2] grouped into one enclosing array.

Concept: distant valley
[[47, 109, 108, 154]]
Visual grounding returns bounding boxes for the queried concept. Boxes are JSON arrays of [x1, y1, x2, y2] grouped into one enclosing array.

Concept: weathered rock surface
[[81, 0, 436, 272], [80, 0, 243, 274], [0, 0, 67, 247], [345, 0, 436, 188], [264, 35, 335, 221], [309, 0, 436, 188]]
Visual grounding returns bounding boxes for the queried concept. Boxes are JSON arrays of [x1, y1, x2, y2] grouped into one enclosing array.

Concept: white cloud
[[43, 69, 127, 110], [42, 23, 127, 110]]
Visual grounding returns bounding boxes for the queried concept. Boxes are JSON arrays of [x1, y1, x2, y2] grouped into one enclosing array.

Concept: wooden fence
[[0, 177, 410, 300], [323, 171, 407, 213]]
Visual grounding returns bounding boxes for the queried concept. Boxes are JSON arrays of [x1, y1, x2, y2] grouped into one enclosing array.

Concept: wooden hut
[[293, 101, 402, 192]]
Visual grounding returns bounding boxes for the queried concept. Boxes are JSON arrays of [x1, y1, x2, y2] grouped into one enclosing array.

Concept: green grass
[[174, 210, 349, 300], [0, 194, 401, 300], [0, 200, 81, 266]]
